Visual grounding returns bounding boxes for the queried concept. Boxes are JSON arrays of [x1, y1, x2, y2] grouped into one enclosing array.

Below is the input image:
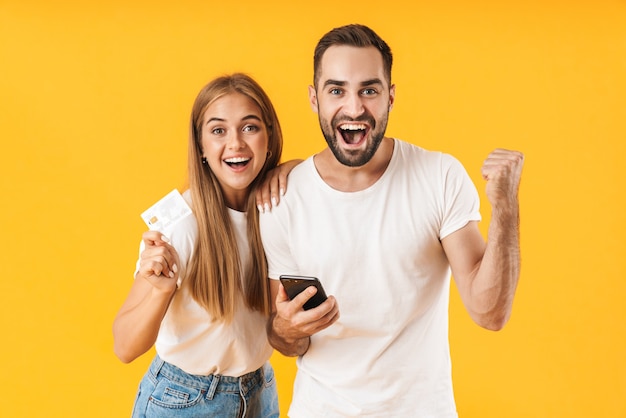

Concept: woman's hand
[[137, 230, 180, 294], [256, 159, 303, 212], [113, 230, 181, 363]]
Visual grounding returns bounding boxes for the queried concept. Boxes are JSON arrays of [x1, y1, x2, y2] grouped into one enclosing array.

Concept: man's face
[[309, 45, 395, 167]]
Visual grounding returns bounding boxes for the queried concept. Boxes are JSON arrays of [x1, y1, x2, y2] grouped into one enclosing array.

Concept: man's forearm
[[266, 312, 311, 357], [472, 203, 521, 329]]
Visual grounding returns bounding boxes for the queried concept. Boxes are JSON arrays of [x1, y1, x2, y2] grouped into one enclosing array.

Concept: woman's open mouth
[[224, 157, 251, 168]]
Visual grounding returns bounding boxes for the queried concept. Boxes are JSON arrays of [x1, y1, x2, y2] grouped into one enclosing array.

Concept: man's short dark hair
[[313, 24, 393, 88]]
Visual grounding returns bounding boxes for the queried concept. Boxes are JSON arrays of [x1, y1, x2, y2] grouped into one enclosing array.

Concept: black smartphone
[[279, 275, 328, 310]]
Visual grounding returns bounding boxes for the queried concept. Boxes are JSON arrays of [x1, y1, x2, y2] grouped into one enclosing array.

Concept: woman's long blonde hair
[[185, 73, 282, 321]]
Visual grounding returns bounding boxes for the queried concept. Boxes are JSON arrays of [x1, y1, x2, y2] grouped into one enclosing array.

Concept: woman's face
[[201, 92, 269, 210]]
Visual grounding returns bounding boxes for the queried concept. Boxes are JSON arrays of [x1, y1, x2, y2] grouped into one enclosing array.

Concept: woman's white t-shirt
[[136, 192, 272, 377]]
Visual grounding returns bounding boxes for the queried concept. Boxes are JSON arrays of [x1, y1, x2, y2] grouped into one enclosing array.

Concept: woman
[[113, 73, 296, 417]]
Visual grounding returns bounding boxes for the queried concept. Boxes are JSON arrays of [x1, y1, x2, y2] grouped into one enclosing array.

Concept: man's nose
[[343, 93, 365, 118]]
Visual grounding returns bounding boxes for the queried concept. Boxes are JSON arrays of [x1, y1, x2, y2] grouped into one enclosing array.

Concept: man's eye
[[362, 88, 377, 96], [330, 88, 342, 95]]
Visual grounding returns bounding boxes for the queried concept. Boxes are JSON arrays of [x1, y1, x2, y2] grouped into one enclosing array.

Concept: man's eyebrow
[[322, 78, 384, 88], [360, 78, 384, 87], [323, 79, 346, 88]]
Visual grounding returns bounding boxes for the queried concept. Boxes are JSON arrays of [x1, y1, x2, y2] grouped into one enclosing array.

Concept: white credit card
[[140, 189, 192, 232]]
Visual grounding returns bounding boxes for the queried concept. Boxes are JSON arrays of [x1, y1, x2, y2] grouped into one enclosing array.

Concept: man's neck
[[313, 137, 394, 192]]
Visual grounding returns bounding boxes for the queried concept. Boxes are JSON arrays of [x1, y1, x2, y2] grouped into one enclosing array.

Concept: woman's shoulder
[[182, 189, 192, 205]]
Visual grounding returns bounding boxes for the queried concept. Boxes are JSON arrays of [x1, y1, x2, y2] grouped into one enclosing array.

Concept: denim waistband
[[149, 356, 265, 399]]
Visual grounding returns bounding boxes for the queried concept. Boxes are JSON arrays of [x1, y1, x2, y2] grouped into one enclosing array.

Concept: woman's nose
[[226, 131, 245, 150]]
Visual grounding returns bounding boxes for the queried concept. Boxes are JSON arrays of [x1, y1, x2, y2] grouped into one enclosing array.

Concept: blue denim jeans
[[131, 356, 279, 418]]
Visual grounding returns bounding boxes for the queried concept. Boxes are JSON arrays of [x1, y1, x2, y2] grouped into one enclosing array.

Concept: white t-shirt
[[260, 139, 481, 417], [135, 191, 273, 377]]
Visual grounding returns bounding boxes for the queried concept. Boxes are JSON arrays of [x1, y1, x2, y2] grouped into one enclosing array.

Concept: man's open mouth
[[339, 123, 367, 145]]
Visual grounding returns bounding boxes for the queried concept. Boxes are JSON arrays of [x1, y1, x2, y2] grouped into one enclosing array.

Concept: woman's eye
[[243, 125, 259, 133], [211, 127, 225, 135]]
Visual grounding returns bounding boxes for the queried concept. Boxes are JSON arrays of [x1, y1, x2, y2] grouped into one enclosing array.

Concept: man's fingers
[[293, 286, 318, 310], [481, 149, 524, 205], [481, 149, 524, 181], [276, 283, 290, 303], [276, 285, 320, 315]]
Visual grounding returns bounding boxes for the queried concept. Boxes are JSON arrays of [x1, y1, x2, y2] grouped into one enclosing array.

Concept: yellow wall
[[1, 1, 624, 416]]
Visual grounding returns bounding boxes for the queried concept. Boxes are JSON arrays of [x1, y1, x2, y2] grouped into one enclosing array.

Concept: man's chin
[[334, 149, 371, 167]]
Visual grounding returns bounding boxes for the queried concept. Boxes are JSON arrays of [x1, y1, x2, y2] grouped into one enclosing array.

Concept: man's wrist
[[267, 312, 310, 356]]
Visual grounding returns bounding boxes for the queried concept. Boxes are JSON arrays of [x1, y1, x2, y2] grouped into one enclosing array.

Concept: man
[[260, 24, 524, 417]]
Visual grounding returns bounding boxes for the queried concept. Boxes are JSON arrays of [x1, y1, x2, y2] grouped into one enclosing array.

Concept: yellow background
[[1, 0, 624, 417]]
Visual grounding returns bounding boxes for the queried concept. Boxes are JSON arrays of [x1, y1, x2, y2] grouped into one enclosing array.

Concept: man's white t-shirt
[[135, 191, 273, 377], [260, 139, 481, 417]]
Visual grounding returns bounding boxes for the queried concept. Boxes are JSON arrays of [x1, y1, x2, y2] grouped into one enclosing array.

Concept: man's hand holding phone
[[279, 275, 328, 310], [268, 275, 340, 357]]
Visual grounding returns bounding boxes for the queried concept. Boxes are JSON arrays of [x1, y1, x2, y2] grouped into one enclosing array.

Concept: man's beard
[[319, 111, 389, 167]]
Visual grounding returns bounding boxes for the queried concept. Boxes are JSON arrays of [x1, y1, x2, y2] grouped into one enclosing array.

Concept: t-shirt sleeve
[[439, 154, 482, 239], [259, 201, 299, 281]]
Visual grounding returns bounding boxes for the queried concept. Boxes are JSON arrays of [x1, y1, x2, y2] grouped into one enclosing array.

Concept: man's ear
[[308, 85, 318, 113], [388, 84, 396, 111]]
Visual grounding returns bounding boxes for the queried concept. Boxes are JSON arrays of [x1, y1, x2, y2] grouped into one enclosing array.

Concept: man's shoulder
[[285, 156, 315, 182], [393, 138, 459, 166], [393, 138, 442, 164]]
